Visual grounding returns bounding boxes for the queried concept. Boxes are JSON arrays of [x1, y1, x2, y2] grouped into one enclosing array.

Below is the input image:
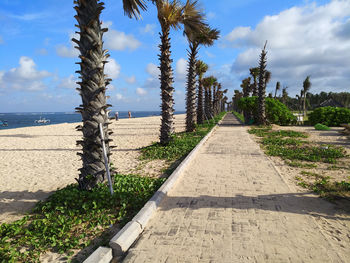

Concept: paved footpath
[[124, 113, 350, 263]]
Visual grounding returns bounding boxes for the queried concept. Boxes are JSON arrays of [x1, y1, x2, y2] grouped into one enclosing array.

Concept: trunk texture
[[74, 0, 112, 190], [257, 49, 267, 125], [197, 78, 204, 124], [159, 25, 174, 144], [185, 43, 198, 132]]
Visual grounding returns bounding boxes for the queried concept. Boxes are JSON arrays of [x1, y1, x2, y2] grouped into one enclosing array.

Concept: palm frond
[[195, 60, 208, 77], [181, 0, 207, 35], [123, 0, 147, 19]]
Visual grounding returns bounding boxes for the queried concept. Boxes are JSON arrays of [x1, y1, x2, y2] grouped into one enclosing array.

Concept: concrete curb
[[83, 247, 113, 263], [83, 114, 226, 263]]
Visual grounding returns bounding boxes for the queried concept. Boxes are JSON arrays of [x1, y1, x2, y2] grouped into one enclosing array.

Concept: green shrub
[[308, 107, 350, 126], [238, 97, 296, 125], [314, 123, 330, 130]]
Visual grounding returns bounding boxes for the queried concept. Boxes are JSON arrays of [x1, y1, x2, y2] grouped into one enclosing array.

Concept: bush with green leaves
[[238, 97, 296, 125], [308, 106, 350, 127], [0, 174, 165, 262], [314, 123, 330, 131]]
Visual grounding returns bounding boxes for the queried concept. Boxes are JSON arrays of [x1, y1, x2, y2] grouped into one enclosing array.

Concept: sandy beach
[[0, 114, 186, 224]]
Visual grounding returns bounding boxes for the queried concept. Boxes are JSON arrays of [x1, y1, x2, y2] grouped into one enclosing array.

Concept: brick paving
[[123, 113, 349, 263]]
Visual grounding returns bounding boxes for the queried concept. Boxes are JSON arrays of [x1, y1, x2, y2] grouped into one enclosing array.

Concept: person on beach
[[128, 111, 132, 118], [115, 111, 119, 121]]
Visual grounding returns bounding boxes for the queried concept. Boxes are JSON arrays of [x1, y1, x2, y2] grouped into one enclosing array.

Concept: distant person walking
[[115, 111, 119, 121], [128, 111, 132, 119]]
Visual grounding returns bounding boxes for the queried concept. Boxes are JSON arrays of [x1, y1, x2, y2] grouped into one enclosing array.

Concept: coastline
[[0, 114, 186, 224]]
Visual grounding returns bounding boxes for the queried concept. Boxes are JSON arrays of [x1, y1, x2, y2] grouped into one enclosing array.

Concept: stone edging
[[83, 114, 226, 263]]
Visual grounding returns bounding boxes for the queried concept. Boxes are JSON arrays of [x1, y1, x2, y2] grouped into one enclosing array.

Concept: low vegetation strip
[[141, 112, 226, 161], [0, 174, 165, 262], [232, 111, 244, 123], [249, 126, 350, 200], [0, 113, 226, 262]]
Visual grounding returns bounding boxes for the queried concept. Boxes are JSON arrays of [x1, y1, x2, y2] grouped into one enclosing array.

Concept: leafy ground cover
[[141, 112, 226, 161], [296, 171, 350, 200], [314, 123, 331, 131], [0, 174, 165, 262], [249, 126, 350, 200], [232, 111, 244, 123]]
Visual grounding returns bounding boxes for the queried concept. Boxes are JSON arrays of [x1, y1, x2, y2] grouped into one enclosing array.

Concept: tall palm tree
[[184, 26, 219, 132], [257, 41, 268, 125], [249, 67, 259, 96], [274, 81, 280, 98], [195, 60, 208, 124], [73, 0, 147, 190], [303, 76, 311, 116], [202, 76, 216, 119], [240, 77, 251, 124], [281, 86, 288, 105], [154, 0, 205, 144]]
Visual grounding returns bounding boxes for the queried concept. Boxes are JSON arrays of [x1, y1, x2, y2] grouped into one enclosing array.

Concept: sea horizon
[[0, 111, 186, 130]]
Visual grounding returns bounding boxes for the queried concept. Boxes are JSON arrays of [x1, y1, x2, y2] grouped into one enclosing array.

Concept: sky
[[0, 0, 349, 112]]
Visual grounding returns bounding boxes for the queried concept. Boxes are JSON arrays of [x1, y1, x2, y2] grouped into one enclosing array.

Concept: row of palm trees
[[73, 0, 222, 190]]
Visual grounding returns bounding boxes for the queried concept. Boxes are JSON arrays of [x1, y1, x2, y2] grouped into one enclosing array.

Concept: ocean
[[0, 111, 185, 130]]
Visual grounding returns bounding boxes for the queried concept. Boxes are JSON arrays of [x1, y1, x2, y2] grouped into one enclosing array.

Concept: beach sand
[[0, 114, 186, 224]]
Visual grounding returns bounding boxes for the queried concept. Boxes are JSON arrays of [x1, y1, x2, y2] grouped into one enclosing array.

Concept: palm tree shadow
[[159, 192, 350, 221]]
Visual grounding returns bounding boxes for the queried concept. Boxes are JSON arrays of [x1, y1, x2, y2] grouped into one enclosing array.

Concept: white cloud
[[105, 29, 141, 51], [105, 58, 121, 79], [0, 56, 51, 91], [126, 76, 136, 84], [36, 48, 48, 55], [140, 24, 156, 35], [115, 93, 124, 101], [176, 58, 187, 81], [207, 12, 216, 20], [58, 74, 77, 89], [146, 63, 160, 78], [56, 32, 79, 58], [136, 87, 147, 95], [226, 0, 350, 95], [8, 12, 47, 21]]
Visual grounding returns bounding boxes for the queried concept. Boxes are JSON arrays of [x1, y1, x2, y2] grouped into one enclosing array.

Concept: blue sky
[[0, 0, 349, 112]]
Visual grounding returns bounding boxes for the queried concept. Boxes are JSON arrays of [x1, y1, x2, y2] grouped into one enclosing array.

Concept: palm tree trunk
[[257, 47, 267, 125], [185, 43, 198, 132], [303, 94, 306, 116], [74, 0, 112, 190], [159, 25, 175, 144], [197, 79, 204, 124]]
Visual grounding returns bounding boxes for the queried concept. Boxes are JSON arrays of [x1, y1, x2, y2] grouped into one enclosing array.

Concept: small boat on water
[[34, 116, 50, 124], [0, 120, 8, 127]]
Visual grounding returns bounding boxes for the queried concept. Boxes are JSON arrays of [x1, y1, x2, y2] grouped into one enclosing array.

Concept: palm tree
[[240, 77, 251, 124], [184, 26, 219, 132], [249, 67, 259, 96], [257, 41, 268, 125], [274, 81, 280, 98], [303, 76, 311, 116], [202, 76, 216, 119], [281, 86, 288, 105], [73, 0, 147, 190], [195, 60, 208, 124], [154, 0, 205, 144]]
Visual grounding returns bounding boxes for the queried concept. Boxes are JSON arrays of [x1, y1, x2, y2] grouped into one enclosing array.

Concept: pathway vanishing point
[[123, 113, 350, 263]]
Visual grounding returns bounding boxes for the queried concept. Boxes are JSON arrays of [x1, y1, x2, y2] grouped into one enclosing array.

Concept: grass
[[296, 171, 350, 200], [315, 123, 331, 131], [232, 111, 244, 123], [249, 126, 346, 164], [141, 112, 226, 161], [250, 126, 349, 200], [0, 174, 165, 262]]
